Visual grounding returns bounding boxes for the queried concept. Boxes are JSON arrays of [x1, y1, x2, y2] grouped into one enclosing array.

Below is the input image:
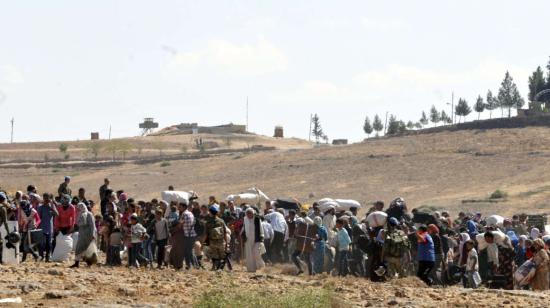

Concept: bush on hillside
[[489, 189, 508, 200]]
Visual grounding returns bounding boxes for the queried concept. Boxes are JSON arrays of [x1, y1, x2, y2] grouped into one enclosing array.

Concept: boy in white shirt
[[464, 240, 481, 288]]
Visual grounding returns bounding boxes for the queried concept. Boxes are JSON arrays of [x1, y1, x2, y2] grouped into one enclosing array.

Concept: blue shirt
[[467, 220, 478, 237], [337, 228, 351, 251], [37, 204, 55, 235], [417, 233, 435, 262]]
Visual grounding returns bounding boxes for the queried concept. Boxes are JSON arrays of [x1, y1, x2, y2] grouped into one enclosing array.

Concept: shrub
[[160, 161, 171, 167], [194, 285, 334, 308], [489, 189, 508, 200]]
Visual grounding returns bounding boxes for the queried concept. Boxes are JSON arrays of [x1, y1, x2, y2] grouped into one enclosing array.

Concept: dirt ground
[[2, 127, 550, 217], [1, 260, 550, 307], [3, 127, 550, 306]]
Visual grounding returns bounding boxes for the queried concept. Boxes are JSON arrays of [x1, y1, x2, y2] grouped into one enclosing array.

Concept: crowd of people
[[1, 176, 550, 292]]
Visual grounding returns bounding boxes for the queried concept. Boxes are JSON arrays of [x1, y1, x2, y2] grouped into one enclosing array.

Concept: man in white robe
[[242, 208, 265, 272]]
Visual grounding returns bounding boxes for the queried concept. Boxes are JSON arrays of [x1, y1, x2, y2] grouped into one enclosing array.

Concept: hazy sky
[[1, 1, 549, 143]]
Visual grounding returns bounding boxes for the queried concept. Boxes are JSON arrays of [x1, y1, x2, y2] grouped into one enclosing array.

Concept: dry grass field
[[2, 127, 550, 217], [3, 127, 550, 307]]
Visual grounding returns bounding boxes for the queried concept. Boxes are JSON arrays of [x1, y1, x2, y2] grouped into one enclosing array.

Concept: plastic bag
[[51, 233, 73, 262]]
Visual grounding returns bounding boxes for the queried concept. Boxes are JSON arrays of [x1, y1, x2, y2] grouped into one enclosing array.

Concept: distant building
[[332, 139, 348, 145], [91, 132, 99, 140], [274, 126, 284, 138]]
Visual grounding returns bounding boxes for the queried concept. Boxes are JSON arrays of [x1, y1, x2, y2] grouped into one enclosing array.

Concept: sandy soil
[[0, 260, 549, 307], [2, 127, 550, 217]]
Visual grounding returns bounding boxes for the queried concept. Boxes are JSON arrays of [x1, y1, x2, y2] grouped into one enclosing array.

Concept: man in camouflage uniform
[[57, 176, 72, 198], [204, 204, 227, 270], [0, 192, 12, 264]]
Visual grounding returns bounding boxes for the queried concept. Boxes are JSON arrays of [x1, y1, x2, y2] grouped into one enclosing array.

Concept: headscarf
[[530, 227, 540, 240], [313, 216, 322, 227], [533, 238, 545, 250], [519, 235, 528, 249], [77, 202, 89, 226], [459, 232, 471, 259], [506, 231, 519, 247], [243, 207, 256, 242], [21, 200, 32, 217], [350, 216, 358, 227], [428, 224, 439, 234]]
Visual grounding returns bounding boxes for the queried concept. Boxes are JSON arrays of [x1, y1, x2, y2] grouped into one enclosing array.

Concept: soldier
[[0, 192, 12, 264], [58, 176, 72, 198], [203, 204, 227, 270]]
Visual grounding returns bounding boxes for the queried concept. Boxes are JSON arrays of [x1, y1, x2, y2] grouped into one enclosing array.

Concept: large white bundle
[[486, 215, 504, 227], [476, 230, 506, 250], [366, 211, 388, 228], [51, 233, 73, 262], [318, 200, 339, 212], [161, 191, 192, 205], [227, 193, 261, 206], [334, 199, 362, 211]]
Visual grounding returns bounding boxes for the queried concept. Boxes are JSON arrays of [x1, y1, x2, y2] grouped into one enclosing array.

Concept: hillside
[[2, 127, 550, 217]]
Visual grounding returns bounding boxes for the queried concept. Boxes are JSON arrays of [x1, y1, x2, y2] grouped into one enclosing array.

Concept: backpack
[[194, 218, 205, 237], [209, 226, 224, 241], [385, 230, 410, 258]]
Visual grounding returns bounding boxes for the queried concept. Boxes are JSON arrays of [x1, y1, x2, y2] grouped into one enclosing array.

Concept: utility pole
[[246, 96, 249, 132], [308, 114, 313, 142], [108, 125, 112, 140], [10, 118, 14, 143]]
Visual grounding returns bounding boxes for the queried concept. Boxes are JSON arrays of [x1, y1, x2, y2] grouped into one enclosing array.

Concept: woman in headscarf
[[70, 202, 96, 268], [515, 235, 528, 266], [313, 216, 327, 274], [19, 200, 40, 262], [241, 208, 265, 272], [497, 237, 516, 290], [530, 238, 549, 291], [530, 227, 540, 240], [457, 233, 470, 266]]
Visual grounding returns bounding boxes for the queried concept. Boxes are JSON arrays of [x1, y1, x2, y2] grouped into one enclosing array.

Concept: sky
[[1, 0, 549, 143]]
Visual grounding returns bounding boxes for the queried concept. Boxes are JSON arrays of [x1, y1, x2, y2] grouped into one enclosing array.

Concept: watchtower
[[139, 118, 159, 136]]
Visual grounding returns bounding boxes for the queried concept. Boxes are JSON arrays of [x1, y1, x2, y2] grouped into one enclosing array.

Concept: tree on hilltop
[[474, 95, 485, 120]]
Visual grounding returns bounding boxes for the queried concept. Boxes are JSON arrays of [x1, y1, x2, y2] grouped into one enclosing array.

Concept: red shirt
[[55, 204, 76, 230]]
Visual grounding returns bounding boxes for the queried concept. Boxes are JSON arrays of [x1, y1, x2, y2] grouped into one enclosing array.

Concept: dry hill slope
[[2, 127, 550, 216]]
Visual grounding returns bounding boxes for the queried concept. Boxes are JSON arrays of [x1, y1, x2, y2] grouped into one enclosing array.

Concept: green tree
[[528, 66, 547, 103], [419, 111, 429, 127], [58, 143, 69, 160], [429, 105, 440, 127], [363, 116, 373, 137], [86, 141, 102, 161], [311, 114, 327, 144], [455, 98, 471, 123], [372, 114, 384, 136], [485, 90, 497, 119], [152, 140, 167, 157], [498, 71, 524, 117], [440, 110, 449, 125], [118, 141, 133, 160], [474, 95, 485, 120], [406, 121, 415, 130], [414, 122, 423, 129], [104, 140, 120, 161], [386, 115, 406, 135]]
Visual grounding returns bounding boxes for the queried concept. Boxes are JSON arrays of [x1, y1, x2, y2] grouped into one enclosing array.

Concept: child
[[107, 227, 123, 266], [336, 218, 351, 276], [129, 214, 150, 268], [153, 209, 170, 269], [464, 240, 481, 288], [167, 206, 179, 229]]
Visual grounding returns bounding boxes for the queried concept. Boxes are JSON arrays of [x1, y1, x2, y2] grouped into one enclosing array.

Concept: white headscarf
[[77, 202, 89, 226], [459, 232, 471, 259], [530, 227, 540, 240]]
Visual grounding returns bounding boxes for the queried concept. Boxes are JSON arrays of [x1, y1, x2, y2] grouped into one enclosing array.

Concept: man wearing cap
[[0, 192, 11, 264], [203, 204, 227, 270], [58, 176, 72, 198]]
